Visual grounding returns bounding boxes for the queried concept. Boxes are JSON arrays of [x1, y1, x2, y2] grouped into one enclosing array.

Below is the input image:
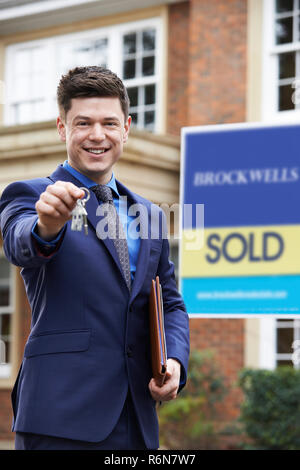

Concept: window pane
[[74, 38, 108, 68], [94, 38, 108, 52], [123, 33, 136, 54], [15, 74, 30, 100], [143, 30, 155, 51], [128, 87, 138, 107], [142, 56, 155, 76], [74, 41, 95, 66], [276, 0, 293, 13], [15, 49, 31, 75], [0, 260, 9, 280], [277, 328, 293, 353], [276, 17, 293, 45], [32, 74, 45, 99], [130, 113, 138, 126], [145, 84, 155, 105], [279, 84, 294, 110], [277, 360, 293, 367], [144, 110, 155, 128], [32, 47, 45, 73], [33, 100, 46, 121], [1, 314, 10, 337], [0, 287, 9, 306], [18, 102, 33, 124], [123, 59, 136, 79], [279, 52, 295, 79], [0, 313, 11, 338], [3, 341, 10, 364], [57, 42, 77, 73]]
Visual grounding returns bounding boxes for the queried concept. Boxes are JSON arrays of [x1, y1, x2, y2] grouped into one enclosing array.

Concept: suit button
[[126, 347, 133, 358]]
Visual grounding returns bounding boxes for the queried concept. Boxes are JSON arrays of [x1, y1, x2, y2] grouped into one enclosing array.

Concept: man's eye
[[78, 122, 88, 126]]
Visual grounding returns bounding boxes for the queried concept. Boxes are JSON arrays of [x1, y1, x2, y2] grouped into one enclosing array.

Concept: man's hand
[[148, 358, 181, 402], [35, 181, 84, 241]]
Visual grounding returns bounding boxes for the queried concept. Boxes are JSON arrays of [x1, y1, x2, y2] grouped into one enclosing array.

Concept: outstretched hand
[[35, 181, 84, 241]]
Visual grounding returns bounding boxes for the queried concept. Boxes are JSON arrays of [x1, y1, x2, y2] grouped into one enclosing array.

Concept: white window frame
[[259, 317, 277, 369], [259, 317, 300, 369], [262, 0, 300, 122], [0, 252, 14, 379], [4, 16, 164, 132], [275, 318, 300, 368]]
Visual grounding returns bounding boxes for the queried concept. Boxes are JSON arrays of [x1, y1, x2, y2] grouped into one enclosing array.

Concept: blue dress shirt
[[32, 161, 140, 281]]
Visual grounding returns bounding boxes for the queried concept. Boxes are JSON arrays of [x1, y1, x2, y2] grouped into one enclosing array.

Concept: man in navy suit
[[0, 66, 189, 450]]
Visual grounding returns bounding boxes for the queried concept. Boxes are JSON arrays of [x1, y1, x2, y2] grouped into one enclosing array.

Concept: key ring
[[78, 187, 90, 203]]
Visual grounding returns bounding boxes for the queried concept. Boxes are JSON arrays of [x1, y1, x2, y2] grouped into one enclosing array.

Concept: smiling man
[[57, 96, 129, 182], [0, 66, 189, 450]]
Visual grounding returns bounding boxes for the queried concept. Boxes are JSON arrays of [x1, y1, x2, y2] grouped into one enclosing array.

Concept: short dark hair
[[57, 66, 130, 120]]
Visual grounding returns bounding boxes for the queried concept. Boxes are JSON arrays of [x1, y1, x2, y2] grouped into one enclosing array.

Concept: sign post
[[180, 122, 300, 317]]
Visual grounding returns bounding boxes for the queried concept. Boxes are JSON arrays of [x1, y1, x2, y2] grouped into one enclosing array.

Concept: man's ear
[[57, 116, 66, 142], [123, 115, 132, 144]]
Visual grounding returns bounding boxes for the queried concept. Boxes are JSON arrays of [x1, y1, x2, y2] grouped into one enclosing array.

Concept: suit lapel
[[115, 180, 150, 302]]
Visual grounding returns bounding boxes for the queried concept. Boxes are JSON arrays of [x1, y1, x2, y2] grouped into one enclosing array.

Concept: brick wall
[[167, 1, 190, 135], [190, 319, 244, 420], [167, 0, 247, 133]]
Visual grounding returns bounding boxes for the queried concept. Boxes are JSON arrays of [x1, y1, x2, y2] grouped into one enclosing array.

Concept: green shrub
[[158, 349, 227, 449], [238, 367, 300, 450]]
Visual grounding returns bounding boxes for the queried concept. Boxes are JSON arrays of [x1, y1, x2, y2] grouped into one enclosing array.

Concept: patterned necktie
[[91, 184, 131, 292]]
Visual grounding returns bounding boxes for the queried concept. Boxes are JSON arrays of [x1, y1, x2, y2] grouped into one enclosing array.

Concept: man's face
[[57, 96, 131, 184]]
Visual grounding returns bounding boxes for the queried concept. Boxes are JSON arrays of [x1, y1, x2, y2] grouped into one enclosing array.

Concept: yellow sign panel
[[181, 224, 300, 278]]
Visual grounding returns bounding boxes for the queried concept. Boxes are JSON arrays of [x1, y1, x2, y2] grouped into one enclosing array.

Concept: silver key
[[71, 187, 90, 235]]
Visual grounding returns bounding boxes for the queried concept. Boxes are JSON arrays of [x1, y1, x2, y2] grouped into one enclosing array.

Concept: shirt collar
[[63, 160, 119, 197]]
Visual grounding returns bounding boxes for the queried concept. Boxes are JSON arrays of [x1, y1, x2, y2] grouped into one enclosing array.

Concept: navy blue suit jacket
[[0, 164, 189, 449]]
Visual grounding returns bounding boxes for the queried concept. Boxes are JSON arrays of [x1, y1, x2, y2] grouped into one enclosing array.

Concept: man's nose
[[89, 123, 105, 141]]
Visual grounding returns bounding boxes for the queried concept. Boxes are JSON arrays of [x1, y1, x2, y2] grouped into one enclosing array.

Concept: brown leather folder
[[149, 276, 167, 387]]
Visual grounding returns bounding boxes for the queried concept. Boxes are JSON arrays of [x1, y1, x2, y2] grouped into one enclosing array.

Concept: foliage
[[158, 349, 227, 449], [238, 367, 300, 450]]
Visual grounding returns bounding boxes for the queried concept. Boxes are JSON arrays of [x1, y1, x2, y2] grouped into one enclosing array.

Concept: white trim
[[262, 0, 300, 122], [0, 0, 181, 36], [0, 364, 11, 378], [275, 318, 300, 369], [0, 0, 95, 19], [260, 317, 276, 369]]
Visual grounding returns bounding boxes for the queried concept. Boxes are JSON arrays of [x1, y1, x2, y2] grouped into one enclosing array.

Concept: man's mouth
[[84, 148, 109, 155]]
